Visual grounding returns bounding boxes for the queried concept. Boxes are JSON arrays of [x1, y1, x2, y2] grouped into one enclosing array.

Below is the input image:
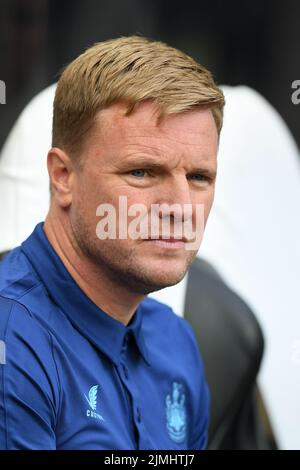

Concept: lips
[[143, 238, 186, 250], [146, 236, 188, 242]]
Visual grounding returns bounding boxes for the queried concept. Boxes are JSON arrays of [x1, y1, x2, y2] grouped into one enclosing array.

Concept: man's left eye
[[130, 169, 146, 177], [189, 173, 207, 182]]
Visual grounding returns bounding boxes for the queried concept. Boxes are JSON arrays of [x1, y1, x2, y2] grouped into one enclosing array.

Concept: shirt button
[[136, 407, 142, 423], [122, 364, 129, 379], [122, 334, 129, 352]]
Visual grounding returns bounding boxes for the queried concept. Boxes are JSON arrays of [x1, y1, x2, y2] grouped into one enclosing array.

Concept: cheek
[[203, 190, 215, 224], [116, 193, 152, 235], [72, 180, 106, 232], [205, 188, 215, 211], [85, 179, 117, 216], [191, 189, 215, 225], [92, 186, 152, 240]]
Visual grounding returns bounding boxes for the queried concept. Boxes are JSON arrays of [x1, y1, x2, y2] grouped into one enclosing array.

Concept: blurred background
[[1, 0, 300, 451]]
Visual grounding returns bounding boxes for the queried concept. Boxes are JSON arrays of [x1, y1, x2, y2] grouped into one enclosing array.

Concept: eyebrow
[[120, 156, 217, 179], [121, 156, 165, 170]]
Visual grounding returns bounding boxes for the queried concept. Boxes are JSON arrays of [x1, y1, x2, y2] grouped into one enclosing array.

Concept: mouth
[[143, 236, 187, 249]]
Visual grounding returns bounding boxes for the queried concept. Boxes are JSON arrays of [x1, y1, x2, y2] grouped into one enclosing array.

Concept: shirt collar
[[21, 223, 151, 367]]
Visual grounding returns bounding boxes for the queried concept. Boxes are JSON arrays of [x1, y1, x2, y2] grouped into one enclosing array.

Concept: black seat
[[184, 257, 276, 449], [0, 252, 9, 261]]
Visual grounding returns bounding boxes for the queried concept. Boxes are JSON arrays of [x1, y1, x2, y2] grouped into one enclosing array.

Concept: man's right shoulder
[[0, 247, 53, 354], [0, 295, 60, 449], [0, 246, 42, 301], [0, 294, 55, 362], [0, 294, 35, 345]]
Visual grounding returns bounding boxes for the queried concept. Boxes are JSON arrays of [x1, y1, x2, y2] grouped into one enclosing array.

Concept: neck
[[43, 210, 145, 326]]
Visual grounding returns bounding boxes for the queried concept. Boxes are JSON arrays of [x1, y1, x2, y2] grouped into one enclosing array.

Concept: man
[[0, 36, 224, 449]]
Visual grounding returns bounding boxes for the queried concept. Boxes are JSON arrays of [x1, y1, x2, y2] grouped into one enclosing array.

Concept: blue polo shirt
[[0, 223, 209, 450]]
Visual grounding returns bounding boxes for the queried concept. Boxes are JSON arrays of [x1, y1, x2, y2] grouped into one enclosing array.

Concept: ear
[[47, 147, 74, 208]]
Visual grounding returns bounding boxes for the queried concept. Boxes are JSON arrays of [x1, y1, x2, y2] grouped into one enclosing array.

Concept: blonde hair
[[52, 35, 224, 157]]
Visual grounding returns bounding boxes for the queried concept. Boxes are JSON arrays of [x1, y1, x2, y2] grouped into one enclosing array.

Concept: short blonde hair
[[52, 35, 224, 157]]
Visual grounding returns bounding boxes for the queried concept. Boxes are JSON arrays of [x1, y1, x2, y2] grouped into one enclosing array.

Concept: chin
[[143, 268, 187, 291], [123, 267, 187, 295]]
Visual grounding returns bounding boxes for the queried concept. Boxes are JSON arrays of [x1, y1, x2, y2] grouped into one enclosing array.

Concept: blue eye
[[189, 174, 206, 181], [130, 169, 146, 178]]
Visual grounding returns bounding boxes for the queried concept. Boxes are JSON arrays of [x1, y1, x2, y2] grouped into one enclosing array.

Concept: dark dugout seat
[[184, 257, 277, 450], [0, 252, 8, 261]]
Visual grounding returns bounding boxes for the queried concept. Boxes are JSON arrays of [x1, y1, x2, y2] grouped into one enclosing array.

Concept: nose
[[156, 174, 193, 222]]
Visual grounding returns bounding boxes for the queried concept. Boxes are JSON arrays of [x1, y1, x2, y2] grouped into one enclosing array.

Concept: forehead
[[88, 101, 218, 164]]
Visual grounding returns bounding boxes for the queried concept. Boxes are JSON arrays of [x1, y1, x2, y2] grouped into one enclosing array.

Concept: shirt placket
[[118, 331, 152, 450]]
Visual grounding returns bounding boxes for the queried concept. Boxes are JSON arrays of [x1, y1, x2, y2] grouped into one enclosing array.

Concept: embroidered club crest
[[165, 382, 187, 443]]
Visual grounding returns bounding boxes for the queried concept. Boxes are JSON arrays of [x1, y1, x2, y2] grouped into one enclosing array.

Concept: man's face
[[70, 101, 218, 294]]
